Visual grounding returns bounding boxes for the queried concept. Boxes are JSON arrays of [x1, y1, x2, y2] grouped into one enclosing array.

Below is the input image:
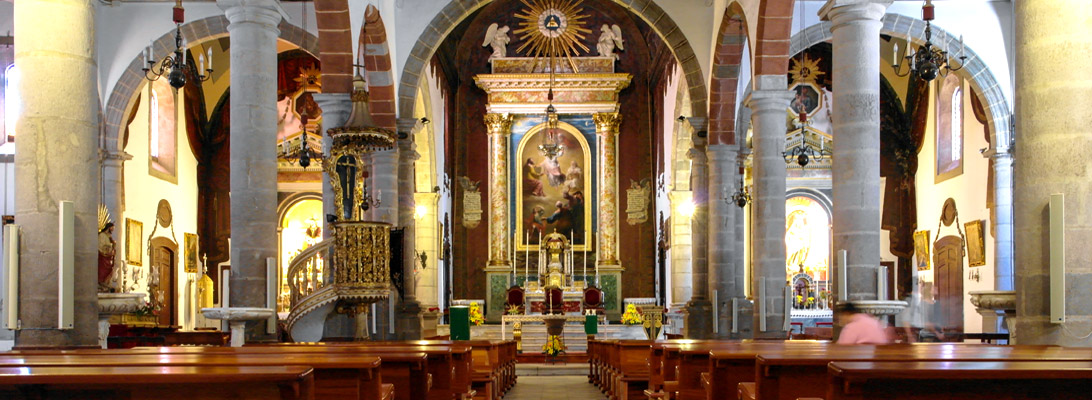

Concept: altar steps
[[439, 323, 648, 353], [516, 362, 590, 376]]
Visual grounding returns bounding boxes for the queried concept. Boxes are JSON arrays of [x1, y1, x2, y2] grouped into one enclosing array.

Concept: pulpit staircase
[[283, 239, 336, 342]]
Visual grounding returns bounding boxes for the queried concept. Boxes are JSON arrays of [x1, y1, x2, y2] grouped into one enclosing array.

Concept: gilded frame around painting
[[184, 233, 199, 273], [515, 120, 593, 252], [914, 230, 931, 271], [965, 220, 986, 267], [126, 218, 143, 266]]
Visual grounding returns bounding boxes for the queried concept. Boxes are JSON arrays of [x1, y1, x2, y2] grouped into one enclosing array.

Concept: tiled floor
[[503, 375, 606, 399]]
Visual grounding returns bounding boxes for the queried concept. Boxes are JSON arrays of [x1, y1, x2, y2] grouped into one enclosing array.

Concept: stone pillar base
[[715, 297, 753, 339], [665, 308, 687, 336], [596, 267, 623, 321], [396, 300, 423, 340], [684, 300, 712, 339], [485, 268, 512, 323]]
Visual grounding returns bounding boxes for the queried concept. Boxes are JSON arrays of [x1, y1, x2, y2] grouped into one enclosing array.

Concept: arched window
[[951, 87, 962, 160], [4, 64, 18, 142], [935, 74, 963, 183], [147, 80, 177, 182]]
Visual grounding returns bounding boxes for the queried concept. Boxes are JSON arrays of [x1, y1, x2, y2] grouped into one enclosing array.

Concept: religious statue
[[482, 23, 511, 59], [596, 24, 624, 59], [97, 205, 118, 293]]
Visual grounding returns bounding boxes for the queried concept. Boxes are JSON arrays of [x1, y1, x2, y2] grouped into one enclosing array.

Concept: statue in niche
[[97, 205, 119, 293], [596, 24, 624, 59], [482, 23, 511, 59]]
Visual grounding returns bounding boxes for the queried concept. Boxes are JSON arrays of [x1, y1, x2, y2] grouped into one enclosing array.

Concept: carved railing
[[287, 239, 333, 307]]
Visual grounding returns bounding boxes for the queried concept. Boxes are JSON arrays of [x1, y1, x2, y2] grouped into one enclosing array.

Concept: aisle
[[504, 372, 606, 399]]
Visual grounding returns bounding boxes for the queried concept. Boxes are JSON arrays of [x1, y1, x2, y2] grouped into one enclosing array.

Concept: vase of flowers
[[542, 334, 565, 362], [621, 304, 643, 325], [468, 302, 484, 326]]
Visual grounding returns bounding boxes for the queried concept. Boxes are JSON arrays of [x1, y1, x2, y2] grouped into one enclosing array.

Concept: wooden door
[[933, 236, 964, 335], [151, 241, 176, 327]]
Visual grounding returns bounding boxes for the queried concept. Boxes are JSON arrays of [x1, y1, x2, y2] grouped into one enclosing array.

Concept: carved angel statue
[[482, 23, 511, 59], [597, 24, 624, 59], [458, 176, 480, 192]]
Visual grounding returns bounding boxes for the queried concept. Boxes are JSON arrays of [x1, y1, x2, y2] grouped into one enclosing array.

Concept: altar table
[[499, 314, 605, 340]]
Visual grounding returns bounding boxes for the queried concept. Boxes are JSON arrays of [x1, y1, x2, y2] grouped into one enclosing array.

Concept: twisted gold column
[[485, 113, 513, 266], [594, 113, 622, 266]]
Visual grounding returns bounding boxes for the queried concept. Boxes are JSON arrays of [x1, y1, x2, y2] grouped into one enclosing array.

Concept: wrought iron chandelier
[[281, 115, 322, 169], [143, 0, 212, 89], [893, 0, 966, 82], [783, 112, 829, 167], [538, 45, 564, 160], [729, 164, 751, 208]]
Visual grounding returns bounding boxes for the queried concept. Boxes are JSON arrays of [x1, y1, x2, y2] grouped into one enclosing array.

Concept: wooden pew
[[827, 360, 1092, 400], [704, 341, 831, 400], [609, 340, 654, 400], [0, 352, 395, 400], [0, 365, 314, 400], [753, 344, 1092, 400]]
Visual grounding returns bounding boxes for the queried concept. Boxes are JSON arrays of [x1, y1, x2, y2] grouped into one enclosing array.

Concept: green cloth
[[450, 306, 470, 340], [584, 314, 598, 335]]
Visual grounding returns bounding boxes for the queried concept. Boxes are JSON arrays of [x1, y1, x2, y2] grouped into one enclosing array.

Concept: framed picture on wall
[[184, 233, 199, 273], [965, 220, 986, 267], [935, 74, 964, 183], [125, 218, 143, 266], [914, 230, 931, 271]]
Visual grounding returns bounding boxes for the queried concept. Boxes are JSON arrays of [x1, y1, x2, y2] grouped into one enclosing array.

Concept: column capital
[[99, 149, 133, 163], [483, 113, 513, 135], [668, 190, 693, 205], [593, 112, 622, 133], [744, 89, 794, 114], [686, 147, 708, 164], [397, 117, 420, 134], [983, 147, 1014, 163], [706, 144, 740, 163], [217, 0, 285, 27], [819, 0, 891, 24], [687, 117, 708, 133], [313, 93, 352, 114]]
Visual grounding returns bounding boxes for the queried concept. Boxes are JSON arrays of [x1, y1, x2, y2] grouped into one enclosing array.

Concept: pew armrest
[[380, 383, 395, 400], [643, 389, 667, 399], [700, 372, 711, 394], [738, 382, 756, 400]]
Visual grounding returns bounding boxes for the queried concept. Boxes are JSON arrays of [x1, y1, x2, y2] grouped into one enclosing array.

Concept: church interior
[[0, 0, 1088, 398]]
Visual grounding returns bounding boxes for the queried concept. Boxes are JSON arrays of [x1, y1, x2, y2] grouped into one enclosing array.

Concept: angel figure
[[597, 24, 624, 59], [482, 23, 511, 59]]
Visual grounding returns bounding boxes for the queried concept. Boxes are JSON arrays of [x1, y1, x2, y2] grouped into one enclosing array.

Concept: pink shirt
[[837, 313, 890, 344]]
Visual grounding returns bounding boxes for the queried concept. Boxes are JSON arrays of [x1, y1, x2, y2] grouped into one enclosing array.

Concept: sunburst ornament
[[513, 0, 591, 69], [789, 54, 824, 86]]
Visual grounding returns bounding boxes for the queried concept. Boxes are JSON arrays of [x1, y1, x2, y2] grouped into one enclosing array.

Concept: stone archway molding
[[102, 16, 320, 154], [395, 0, 709, 122]]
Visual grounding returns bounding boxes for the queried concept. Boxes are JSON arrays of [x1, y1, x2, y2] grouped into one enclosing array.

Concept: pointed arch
[[359, 5, 397, 132], [709, 2, 749, 145]]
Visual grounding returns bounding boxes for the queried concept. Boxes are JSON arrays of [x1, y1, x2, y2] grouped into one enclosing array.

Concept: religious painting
[[184, 233, 198, 273], [125, 218, 142, 266], [788, 83, 822, 116], [914, 230, 931, 271], [935, 74, 964, 183], [516, 121, 592, 250], [784, 196, 830, 281], [965, 220, 986, 267]]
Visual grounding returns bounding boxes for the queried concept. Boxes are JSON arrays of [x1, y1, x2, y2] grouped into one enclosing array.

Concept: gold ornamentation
[[593, 112, 622, 133], [513, 0, 591, 69], [789, 54, 824, 86], [484, 113, 514, 135], [331, 221, 391, 301], [294, 66, 322, 92]]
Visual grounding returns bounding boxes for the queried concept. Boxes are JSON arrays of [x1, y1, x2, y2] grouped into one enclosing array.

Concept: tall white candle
[[893, 43, 899, 66], [524, 231, 530, 283], [583, 230, 588, 282], [207, 47, 213, 70], [221, 269, 230, 307], [877, 266, 886, 300], [959, 35, 965, 58]]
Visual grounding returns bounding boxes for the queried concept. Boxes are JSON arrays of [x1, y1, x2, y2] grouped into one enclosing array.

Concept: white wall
[[122, 81, 200, 330]]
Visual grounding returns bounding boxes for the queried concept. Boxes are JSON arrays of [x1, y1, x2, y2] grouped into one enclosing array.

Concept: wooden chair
[[505, 285, 525, 315], [544, 286, 563, 315], [582, 285, 604, 315]]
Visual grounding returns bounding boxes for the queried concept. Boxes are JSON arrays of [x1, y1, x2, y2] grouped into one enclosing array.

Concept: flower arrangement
[[468, 302, 485, 326], [132, 301, 159, 317], [621, 304, 643, 325], [542, 334, 565, 357]]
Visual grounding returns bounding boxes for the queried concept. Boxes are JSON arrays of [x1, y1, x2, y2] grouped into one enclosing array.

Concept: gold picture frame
[[126, 218, 143, 266], [184, 233, 199, 273], [914, 230, 931, 271], [965, 220, 986, 267]]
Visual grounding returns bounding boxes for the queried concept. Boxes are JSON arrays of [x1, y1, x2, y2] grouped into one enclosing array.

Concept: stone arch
[[101, 16, 320, 154], [395, 0, 709, 121], [314, 0, 353, 94], [754, 0, 795, 76], [789, 15, 1012, 150], [359, 5, 397, 132], [709, 2, 749, 146]]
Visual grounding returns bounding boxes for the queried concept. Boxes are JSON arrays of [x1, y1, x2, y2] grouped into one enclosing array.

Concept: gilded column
[[594, 112, 622, 267], [484, 113, 513, 266]]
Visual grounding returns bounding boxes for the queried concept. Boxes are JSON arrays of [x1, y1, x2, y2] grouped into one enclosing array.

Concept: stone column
[[396, 122, 422, 339], [220, 0, 283, 332], [820, 0, 890, 307], [988, 151, 1014, 292], [686, 132, 712, 338], [313, 93, 352, 240], [1012, 0, 1092, 346], [483, 113, 512, 267], [707, 144, 740, 337], [744, 76, 794, 338], [483, 113, 512, 322], [101, 150, 133, 289], [370, 149, 399, 225], [593, 113, 622, 268], [13, 0, 100, 348], [414, 192, 441, 309], [668, 190, 694, 307]]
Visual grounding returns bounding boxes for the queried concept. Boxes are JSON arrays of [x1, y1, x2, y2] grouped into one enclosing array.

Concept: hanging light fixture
[[893, 0, 966, 82], [783, 111, 830, 167], [282, 113, 322, 169], [143, 0, 212, 89], [537, 42, 564, 160], [729, 163, 751, 208]]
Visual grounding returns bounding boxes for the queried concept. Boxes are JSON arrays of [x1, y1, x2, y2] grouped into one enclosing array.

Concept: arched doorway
[[277, 195, 323, 313], [785, 193, 833, 314], [148, 237, 178, 327]]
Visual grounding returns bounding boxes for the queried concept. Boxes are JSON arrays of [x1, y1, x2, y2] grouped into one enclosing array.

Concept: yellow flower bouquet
[[468, 302, 485, 326], [621, 304, 643, 325], [542, 334, 565, 357]]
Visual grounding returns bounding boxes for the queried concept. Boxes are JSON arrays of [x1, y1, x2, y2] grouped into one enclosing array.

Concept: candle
[[143, 47, 149, 66], [583, 230, 588, 282], [524, 231, 530, 283], [877, 266, 886, 300], [198, 54, 205, 75], [960, 35, 965, 58], [207, 47, 213, 70], [148, 44, 154, 64], [893, 43, 899, 66]]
